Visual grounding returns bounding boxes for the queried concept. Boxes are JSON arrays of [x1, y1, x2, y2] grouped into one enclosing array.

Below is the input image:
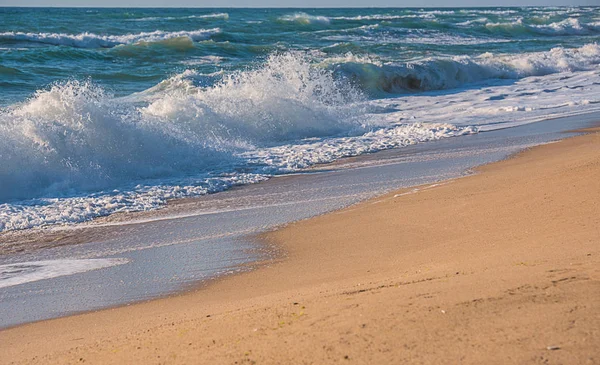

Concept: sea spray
[[0, 53, 364, 204]]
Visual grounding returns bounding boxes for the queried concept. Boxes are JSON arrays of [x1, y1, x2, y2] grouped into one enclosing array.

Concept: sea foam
[[0, 53, 363, 205], [331, 44, 600, 94], [0, 258, 129, 288], [485, 17, 600, 36], [278, 13, 331, 25], [130, 13, 229, 21]]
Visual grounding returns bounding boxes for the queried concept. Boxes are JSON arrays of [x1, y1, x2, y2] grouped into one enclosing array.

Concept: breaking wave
[[331, 14, 408, 21], [278, 13, 331, 25], [0, 52, 363, 204], [130, 13, 229, 21], [331, 44, 600, 94], [485, 17, 600, 36], [0, 51, 481, 230], [2, 44, 600, 203]]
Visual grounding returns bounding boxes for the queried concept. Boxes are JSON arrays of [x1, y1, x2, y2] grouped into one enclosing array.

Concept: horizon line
[[0, 5, 594, 8]]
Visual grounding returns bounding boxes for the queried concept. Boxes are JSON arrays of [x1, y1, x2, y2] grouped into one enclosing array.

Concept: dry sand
[[1, 129, 599, 364]]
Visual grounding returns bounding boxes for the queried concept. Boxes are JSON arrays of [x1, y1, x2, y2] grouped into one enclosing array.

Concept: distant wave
[[459, 9, 520, 15], [129, 13, 229, 22], [485, 18, 600, 36], [320, 25, 507, 46], [330, 13, 439, 21], [278, 13, 331, 25], [529, 18, 600, 35], [331, 14, 410, 21], [455, 17, 489, 27], [417, 10, 456, 15], [0, 28, 220, 48]]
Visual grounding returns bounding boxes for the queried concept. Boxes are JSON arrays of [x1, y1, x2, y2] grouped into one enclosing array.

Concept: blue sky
[[1, 0, 597, 6]]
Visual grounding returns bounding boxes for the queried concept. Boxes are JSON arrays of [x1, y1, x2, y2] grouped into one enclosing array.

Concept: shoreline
[[2, 110, 598, 257], [1, 126, 599, 364]]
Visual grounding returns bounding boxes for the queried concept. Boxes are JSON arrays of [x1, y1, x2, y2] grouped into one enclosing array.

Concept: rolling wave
[[2, 44, 599, 204], [331, 14, 411, 21], [0, 28, 220, 48], [130, 13, 229, 22], [485, 17, 600, 36], [331, 44, 600, 94], [278, 13, 331, 25], [0, 53, 363, 204]]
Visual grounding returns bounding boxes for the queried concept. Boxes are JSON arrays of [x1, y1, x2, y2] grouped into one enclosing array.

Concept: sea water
[[1, 7, 600, 231], [2, 7, 600, 326]]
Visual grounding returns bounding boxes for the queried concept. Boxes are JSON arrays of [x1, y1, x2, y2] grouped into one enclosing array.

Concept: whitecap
[[0, 28, 221, 48]]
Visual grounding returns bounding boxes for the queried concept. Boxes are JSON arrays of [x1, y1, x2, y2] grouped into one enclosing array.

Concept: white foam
[[417, 10, 455, 15], [368, 69, 600, 132], [130, 13, 229, 21], [529, 18, 591, 35], [0, 258, 129, 288], [485, 17, 600, 35], [456, 18, 490, 27], [331, 14, 409, 21], [242, 123, 476, 171], [0, 52, 364, 229], [332, 44, 600, 93], [278, 13, 331, 25], [460, 9, 519, 15], [0, 174, 267, 231]]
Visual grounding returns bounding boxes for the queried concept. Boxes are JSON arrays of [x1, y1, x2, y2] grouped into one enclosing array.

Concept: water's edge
[[1, 111, 598, 329]]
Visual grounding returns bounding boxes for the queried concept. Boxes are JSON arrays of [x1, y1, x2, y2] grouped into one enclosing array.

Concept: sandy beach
[[1, 127, 599, 364]]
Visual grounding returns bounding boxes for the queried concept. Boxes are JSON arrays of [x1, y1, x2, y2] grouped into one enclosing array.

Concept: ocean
[[1, 6, 600, 232]]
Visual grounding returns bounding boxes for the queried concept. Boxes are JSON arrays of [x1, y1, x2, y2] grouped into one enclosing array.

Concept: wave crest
[[485, 17, 600, 36], [331, 44, 600, 94], [0, 52, 364, 203], [278, 13, 331, 25], [0, 80, 237, 203], [130, 13, 229, 21], [0, 28, 220, 48]]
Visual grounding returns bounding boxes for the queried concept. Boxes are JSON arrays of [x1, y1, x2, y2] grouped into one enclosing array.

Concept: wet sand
[[1, 128, 599, 364]]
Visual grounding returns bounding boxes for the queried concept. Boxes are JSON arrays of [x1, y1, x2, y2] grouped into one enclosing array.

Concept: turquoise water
[[1, 7, 600, 231], [2, 7, 600, 102]]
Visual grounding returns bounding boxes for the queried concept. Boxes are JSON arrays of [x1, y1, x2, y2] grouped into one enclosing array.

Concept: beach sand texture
[[1, 129, 599, 364]]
